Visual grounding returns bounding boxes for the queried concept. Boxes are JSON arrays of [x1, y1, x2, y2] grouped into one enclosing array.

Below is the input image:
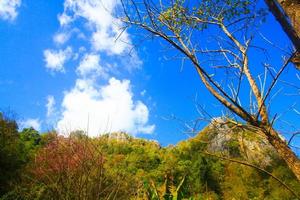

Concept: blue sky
[[0, 0, 299, 148]]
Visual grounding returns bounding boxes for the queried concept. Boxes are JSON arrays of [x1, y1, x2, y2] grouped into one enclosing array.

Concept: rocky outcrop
[[199, 118, 282, 167]]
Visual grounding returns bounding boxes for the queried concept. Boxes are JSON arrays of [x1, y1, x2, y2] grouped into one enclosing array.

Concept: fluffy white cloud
[[77, 54, 106, 77], [20, 118, 41, 131], [57, 77, 155, 137], [0, 0, 21, 21], [44, 47, 72, 72], [43, 0, 153, 136], [59, 0, 130, 55]]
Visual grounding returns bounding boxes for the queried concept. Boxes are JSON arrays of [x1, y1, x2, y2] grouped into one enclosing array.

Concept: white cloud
[[20, 118, 41, 131], [46, 95, 56, 117], [53, 32, 70, 45], [59, 0, 131, 55], [57, 77, 155, 136], [44, 47, 72, 72], [43, 0, 153, 136], [91, 27, 130, 55], [58, 13, 72, 26], [77, 54, 106, 77], [53, 28, 82, 45], [0, 0, 21, 21]]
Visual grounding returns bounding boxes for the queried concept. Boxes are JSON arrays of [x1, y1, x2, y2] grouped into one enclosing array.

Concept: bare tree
[[120, 0, 300, 181]]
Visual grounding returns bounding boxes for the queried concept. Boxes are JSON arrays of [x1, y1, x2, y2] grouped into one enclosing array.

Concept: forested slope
[[0, 114, 299, 199]]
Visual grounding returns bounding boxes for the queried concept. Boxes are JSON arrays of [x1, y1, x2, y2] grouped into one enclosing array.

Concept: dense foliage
[[0, 114, 299, 199]]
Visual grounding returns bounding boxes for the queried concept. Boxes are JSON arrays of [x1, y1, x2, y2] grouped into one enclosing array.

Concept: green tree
[[0, 113, 22, 195], [19, 128, 41, 162]]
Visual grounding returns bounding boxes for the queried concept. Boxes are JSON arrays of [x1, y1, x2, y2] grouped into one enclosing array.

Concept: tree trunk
[[264, 0, 300, 69], [261, 127, 300, 181], [278, 0, 300, 68], [278, 0, 300, 36]]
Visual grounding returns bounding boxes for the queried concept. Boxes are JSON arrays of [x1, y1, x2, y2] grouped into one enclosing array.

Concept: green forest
[[1, 113, 299, 200]]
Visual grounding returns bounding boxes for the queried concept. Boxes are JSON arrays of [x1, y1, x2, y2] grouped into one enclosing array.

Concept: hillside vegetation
[[0, 114, 299, 199]]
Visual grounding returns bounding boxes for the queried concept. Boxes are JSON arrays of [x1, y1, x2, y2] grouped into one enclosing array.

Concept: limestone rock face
[[198, 118, 281, 167]]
